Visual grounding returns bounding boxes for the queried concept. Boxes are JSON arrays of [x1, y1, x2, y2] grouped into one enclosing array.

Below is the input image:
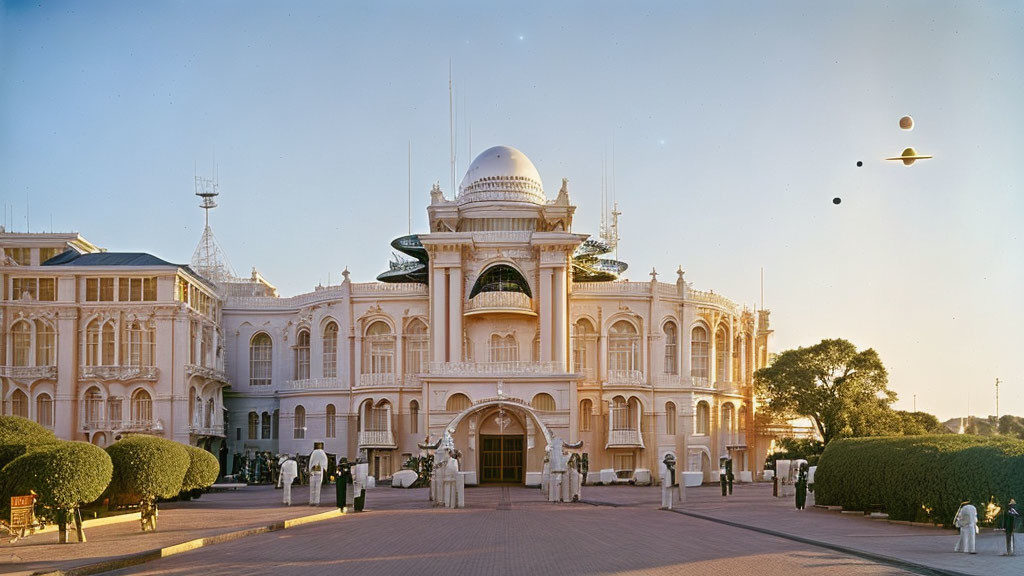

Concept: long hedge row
[[815, 435, 1024, 524]]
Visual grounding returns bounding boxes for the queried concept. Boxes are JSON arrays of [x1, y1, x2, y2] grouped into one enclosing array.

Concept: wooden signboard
[[8, 494, 36, 542]]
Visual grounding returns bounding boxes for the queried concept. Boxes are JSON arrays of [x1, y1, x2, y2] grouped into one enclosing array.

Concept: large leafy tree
[[755, 339, 894, 444]]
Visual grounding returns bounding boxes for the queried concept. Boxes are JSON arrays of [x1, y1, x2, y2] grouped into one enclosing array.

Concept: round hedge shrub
[[181, 445, 220, 493], [106, 435, 189, 505], [815, 435, 1024, 525], [1, 441, 112, 512], [0, 415, 58, 470]]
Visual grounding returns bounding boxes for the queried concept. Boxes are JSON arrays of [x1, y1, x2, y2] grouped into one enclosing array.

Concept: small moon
[[856, 161, 863, 167], [899, 116, 914, 130], [833, 197, 842, 205]]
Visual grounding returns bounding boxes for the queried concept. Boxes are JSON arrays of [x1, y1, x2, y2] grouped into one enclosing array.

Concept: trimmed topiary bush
[[106, 435, 189, 531], [0, 415, 58, 470], [815, 435, 1024, 525], [0, 441, 112, 542], [181, 445, 220, 496]]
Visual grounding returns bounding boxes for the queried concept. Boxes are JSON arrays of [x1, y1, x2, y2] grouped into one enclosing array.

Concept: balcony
[[185, 364, 228, 382], [358, 430, 396, 449], [690, 375, 712, 389], [188, 424, 226, 437], [0, 365, 57, 380], [606, 428, 644, 449], [282, 377, 345, 391], [607, 369, 645, 385], [80, 366, 158, 381], [464, 291, 536, 317], [358, 373, 396, 387], [429, 361, 564, 377], [81, 419, 162, 434]]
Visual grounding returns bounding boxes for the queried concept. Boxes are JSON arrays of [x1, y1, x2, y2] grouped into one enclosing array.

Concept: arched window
[[691, 326, 709, 383], [261, 412, 271, 439], [294, 405, 306, 439], [323, 321, 339, 378], [572, 319, 595, 374], [469, 264, 532, 297], [608, 320, 640, 373], [12, 321, 31, 366], [666, 401, 677, 435], [364, 321, 395, 375], [409, 400, 419, 435], [716, 326, 728, 382], [611, 396, 639, 431], [205, 398, 214, 428], [84, 387, 103, 426], [10, 389, 28, 418], [36, 393, 53, 428], [326, 404, 336, 438], [272, 409, 279, 439], [695, 401, 710, 435], [404, 319, 428, 376], [721, 403, 734, 434], [663, 322, 678, 375], [130, 388, 153, 422], [531, 393, 556, 412], [85, 320, 101, 366], [250, 333, 272, 386], [102, 322, 116, 365], [122, 321, 154, 367], [35, 320, 55, 366], [488, 334, 518, 364], [446, 393, 471, 413], [248, 411, 258, 439], [295, 329, 310, 380], [579, 399, 593, 432]]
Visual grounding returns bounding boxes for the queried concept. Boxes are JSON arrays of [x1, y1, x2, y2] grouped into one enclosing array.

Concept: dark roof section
[[42, 251, 217, 290]]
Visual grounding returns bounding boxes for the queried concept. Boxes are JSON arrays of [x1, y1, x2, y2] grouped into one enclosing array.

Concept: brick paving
[[5, 481, 1022, 576]]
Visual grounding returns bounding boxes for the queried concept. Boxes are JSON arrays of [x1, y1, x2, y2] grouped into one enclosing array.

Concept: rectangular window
[[119, 278, 129, 301], [38, 278, 56, 301], [86, 278, 99, 301], [108, 397, 123, 424], [7, 248, 31, 265], [143, 277, 157, 301], [12, 278, 37, 300], [99, 278, 114, 301]]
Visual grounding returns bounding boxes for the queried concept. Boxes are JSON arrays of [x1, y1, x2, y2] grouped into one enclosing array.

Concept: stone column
[[448, 266, 462, 363], [552, 265, 567, 370], [539, 266, 552, 363], [432, 266, 447, 364], [55, 310, 78, 440], [727, 316, 735, 384]]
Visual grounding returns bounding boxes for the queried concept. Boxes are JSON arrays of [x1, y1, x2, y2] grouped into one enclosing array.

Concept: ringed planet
[[886, 147, 933, 166]]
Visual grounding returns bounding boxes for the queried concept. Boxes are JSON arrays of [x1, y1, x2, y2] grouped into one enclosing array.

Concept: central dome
[[457, 145, 545, 206]]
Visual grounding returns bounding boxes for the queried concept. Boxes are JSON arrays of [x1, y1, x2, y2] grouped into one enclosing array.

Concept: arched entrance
[[441, 398, 556, 486]]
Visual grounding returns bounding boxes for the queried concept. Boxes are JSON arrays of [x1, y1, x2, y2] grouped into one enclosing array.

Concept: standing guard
[[794, 461, 808, 510], [353, 459, 368, 512], [335, 458, 354, 512], [661, 454, 679, 510], [308, 442, 328, 506], [280, 455, 298, 506]]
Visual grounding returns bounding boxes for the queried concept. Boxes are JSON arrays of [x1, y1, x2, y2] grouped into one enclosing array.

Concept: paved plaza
[[4, 482, 1022, 576]]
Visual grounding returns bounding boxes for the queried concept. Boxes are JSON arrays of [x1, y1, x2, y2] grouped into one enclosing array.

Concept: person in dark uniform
[[1003, 498, 1020, 556], [795, 461, 808, 510], [335, 458, 353, 513]]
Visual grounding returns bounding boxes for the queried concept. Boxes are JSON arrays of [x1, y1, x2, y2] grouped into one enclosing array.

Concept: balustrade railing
[[429, 361, 564, 376], [690, 375, 712, 389], [188, 424, 226, 436], [606, 429, 644, 448], [464, 291, 534, 315], [81, 419, 162, 433], [283, 377, 345, 390], [358, 373, 395, 387], [358, 430, 396, 448], [80, 366, 159, 381], [687, 288, 739, 313], [573, 281, 650, 294], [0, 365, 57, 379], [185, 364, 227, 382], [607, 369, 645, 385]]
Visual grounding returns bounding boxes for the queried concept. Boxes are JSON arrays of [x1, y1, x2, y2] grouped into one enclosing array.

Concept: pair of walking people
[[279, 443, 330, 506], [953, 498, 1020, 556]]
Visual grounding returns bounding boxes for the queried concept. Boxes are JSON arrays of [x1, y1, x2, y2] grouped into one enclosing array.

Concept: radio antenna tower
[[191, 171, 237, 285]]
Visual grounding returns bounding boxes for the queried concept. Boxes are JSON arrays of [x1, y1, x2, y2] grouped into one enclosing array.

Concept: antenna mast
[[191, 168, 237, 285], [408, 141, 412, 235], [449, 60, 455, 197]]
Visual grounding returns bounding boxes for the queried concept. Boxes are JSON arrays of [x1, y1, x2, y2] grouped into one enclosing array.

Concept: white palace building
[[1, 145, 773, 485]]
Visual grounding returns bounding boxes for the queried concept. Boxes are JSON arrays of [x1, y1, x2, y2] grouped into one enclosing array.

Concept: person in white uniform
[[954, 500, 978, 554], [307, 442, 328, 506], [279, 455, 298, 505]]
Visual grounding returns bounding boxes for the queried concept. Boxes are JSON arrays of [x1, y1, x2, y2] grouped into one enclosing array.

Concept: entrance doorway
[[480, 435, 524, 483]]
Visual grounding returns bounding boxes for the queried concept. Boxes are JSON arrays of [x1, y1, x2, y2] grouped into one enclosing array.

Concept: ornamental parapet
[[688, 288, 739, 313], [429, 361, 564, 376], [188, 424, 226, 437], [80, 366, 158, 381], [573, 281, 650, 295], [689, 375, 713, 389], [0, 365, 57, 380], [185, 364, 227, 382], [464, 291, 535, 317], [607, 369, 646, 386], [81, 419, 162, 434]]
